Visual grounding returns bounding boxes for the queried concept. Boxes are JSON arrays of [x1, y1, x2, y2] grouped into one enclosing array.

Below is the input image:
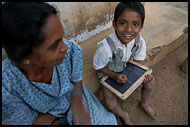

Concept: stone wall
[[48, 2, 119, 43]]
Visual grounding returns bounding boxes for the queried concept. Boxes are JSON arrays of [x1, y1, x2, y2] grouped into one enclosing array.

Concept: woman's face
[[29, 14, 68, 67], [113, 9, 143, 45]]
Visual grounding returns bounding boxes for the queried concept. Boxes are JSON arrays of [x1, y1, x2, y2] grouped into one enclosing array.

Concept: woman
[[2, 2, 117, 125]]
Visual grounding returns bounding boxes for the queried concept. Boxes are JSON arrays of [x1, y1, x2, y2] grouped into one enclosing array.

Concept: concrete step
[[144, 28, 188, 67]]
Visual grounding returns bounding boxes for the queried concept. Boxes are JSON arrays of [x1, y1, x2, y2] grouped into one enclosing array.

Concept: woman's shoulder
[[2, 58, 11, 72], [2, 58, 23, 85], [63, 38, 81, 49], [2, 59, 15, 82], [2, 59, 20, 95], [2, 59, 11, 86]]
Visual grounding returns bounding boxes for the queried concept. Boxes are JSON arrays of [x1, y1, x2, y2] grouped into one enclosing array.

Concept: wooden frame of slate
[[100, 60, 152, 100]]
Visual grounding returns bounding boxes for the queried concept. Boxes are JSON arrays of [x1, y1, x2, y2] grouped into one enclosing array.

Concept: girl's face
[[28, 15, 68, 67], [113, 9, 143, 45]]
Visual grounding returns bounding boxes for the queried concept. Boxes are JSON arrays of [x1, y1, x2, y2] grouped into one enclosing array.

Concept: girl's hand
[[143, 74, 154, 84], [114, 74, 127, 84]]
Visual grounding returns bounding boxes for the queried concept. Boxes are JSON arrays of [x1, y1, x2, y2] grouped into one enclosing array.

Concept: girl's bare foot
[[139, 103, 158, 120], [120, 112, 133, 125]]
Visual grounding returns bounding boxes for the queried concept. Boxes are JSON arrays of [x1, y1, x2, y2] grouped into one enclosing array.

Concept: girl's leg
[[140, 79, 158, 120], [102, 86, 133, 125]]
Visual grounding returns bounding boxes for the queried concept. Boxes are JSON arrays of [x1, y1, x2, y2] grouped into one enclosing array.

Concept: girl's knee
[[103, 87, 118, 110], [143, 79, 155, 90], [104, 96, 117, 111]]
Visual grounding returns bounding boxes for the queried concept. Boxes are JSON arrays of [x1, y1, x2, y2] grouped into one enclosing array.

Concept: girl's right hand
[[114, 74, 127, 84]]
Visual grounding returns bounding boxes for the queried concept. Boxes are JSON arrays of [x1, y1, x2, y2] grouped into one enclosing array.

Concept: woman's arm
[[70, 81, 91, 125], [32, 113, 63, 125]]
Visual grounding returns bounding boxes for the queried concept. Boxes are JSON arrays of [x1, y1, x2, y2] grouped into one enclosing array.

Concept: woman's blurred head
[[2, 2, 68, 66]]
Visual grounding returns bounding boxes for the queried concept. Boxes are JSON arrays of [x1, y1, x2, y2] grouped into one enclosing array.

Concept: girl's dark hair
[[114, 2, 145, 26], [2, 2, 58, 63]]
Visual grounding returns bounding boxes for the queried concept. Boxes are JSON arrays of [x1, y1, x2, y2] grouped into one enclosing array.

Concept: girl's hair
[[2, 2, 58, 64], [114, 2, 145, 26]]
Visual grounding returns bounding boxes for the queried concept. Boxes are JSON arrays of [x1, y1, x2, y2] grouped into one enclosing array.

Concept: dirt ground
[[96, 41, 188, 125]]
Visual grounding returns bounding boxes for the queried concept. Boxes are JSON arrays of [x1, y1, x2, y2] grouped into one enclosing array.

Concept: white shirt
[[93, 32, 146, 70]]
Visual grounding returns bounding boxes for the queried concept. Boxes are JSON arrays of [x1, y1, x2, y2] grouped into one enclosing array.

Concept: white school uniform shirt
[[93, 32, 146, 70]]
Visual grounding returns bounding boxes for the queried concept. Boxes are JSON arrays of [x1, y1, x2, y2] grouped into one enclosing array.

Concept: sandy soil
[[116, 41, 188, 125], [96, 41, 188, 125]]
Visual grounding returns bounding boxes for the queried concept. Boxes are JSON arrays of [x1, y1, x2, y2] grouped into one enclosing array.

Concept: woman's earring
[[25, 59, 31, 64]]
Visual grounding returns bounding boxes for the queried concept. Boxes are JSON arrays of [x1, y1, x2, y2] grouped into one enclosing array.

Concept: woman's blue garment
[[2, 38, 117, 125]]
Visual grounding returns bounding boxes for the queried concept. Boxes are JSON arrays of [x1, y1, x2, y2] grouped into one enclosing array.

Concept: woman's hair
[[114, 2, 145, 26], [2, 2, 58, 63]]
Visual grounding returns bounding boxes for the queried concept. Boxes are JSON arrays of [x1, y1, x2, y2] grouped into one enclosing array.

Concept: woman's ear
[[20, 56, 32, 65], [20, 58, 31, 65]]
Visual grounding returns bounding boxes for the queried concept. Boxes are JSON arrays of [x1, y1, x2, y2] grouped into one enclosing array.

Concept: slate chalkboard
[[100, 61, 152, 100], [105, 62, 146, 94]]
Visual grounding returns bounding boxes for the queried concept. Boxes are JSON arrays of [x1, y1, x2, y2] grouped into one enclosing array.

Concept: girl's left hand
[[143, 74, 154, 84]]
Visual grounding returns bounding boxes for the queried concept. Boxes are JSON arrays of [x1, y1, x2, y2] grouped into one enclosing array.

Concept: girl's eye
[[133, 22, 140, 27], [120, 21, 126, 25]]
